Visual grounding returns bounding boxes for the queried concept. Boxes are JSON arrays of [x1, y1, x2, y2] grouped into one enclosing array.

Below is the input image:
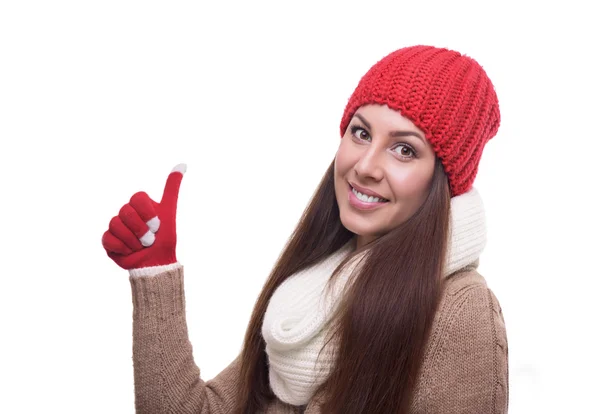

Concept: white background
[[1, 1, 598, 412]]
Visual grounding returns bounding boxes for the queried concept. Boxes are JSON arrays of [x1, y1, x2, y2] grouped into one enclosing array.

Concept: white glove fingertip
[[139, 230, 155, 247], [146, 216, 160, 233], [171, 163, 187, 174]]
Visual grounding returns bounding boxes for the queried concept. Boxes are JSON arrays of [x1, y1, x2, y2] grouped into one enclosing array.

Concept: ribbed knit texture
[[261, 187, 487, 405], [339, 45, 501, 197], [129, 261, 182, 277]]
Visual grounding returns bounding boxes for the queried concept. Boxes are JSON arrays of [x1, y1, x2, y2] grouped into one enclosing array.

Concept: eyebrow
[[354, 113, 426, 144]]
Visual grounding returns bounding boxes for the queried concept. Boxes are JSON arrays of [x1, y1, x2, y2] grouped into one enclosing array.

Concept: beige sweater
[[129, 262, 508, 413]]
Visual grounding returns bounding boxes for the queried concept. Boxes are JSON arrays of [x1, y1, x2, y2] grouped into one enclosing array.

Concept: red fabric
[[339, 45, 501, 197], [102, 169, 184, 269]]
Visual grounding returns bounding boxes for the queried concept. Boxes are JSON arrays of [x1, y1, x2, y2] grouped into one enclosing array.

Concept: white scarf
[[261, 187, 487, 405]]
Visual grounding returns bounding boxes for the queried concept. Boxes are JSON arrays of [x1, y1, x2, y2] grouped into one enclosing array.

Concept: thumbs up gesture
[[102, 163, 186, 270]]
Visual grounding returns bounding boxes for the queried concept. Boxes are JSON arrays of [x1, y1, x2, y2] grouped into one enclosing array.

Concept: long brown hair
[[235, 157, 451, 413]]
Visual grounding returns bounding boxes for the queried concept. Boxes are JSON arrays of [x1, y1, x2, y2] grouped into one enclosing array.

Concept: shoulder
[[435, 263, 507, 354], [411, 264, 509, 413], [436, 262, 506, 327]]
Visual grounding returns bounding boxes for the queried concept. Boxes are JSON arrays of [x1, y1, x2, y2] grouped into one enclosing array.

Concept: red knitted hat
[[339, 45, 500, 197]]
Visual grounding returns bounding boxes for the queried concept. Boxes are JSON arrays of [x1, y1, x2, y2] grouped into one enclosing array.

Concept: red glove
[[102, 164, 186, 270]]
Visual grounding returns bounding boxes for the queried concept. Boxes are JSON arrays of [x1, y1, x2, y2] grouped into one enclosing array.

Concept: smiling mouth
[[349, 184, 389, 203]]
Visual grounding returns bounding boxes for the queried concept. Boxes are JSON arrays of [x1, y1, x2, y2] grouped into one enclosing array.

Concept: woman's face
[[334, 104, 437, 248]]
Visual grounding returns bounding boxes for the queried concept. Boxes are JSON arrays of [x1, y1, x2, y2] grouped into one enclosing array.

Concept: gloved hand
[[102, 163, 186, 270]]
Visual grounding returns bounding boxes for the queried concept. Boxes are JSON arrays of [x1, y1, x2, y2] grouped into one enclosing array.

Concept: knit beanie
[[339, 45, 500, 197]]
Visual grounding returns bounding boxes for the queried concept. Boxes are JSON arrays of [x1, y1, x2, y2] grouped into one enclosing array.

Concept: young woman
[[102, 45, 509, 413]]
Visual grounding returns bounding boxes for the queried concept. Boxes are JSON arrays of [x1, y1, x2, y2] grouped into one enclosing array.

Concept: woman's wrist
[[129, 262, 182, 277]]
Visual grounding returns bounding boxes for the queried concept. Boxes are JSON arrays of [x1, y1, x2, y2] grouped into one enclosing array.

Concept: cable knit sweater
[[129, 261, 508, 413]]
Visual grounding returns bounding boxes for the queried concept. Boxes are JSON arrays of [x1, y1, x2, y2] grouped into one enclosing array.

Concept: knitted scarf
[[261, 187, 487, 405]]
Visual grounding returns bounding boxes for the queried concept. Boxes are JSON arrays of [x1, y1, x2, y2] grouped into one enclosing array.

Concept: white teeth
[[352, 187, 386, 203]]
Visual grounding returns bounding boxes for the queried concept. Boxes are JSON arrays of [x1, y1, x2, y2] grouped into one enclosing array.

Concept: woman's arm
[[130, 265, 241, 413]]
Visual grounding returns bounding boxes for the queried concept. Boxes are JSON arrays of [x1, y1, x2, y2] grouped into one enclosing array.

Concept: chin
[[339, 209, 382, 240]]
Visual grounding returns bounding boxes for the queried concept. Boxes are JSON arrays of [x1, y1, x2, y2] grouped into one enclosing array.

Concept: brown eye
[[393, 144, 416, 158], [351, 126, 371, 141]]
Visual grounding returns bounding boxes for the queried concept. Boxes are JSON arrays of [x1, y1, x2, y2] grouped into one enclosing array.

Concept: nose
[[354, 145, 384, 182]]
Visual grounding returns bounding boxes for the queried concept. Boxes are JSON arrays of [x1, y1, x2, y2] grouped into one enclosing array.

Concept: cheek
[[388, 167, 433, 201], [334, 142, 355, 203], [334, 139, 355, 177]]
